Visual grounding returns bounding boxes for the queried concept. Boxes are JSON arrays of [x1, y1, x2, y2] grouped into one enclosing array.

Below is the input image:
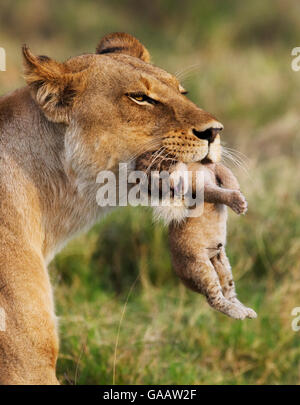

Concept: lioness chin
[[0, 32, 222, 384]]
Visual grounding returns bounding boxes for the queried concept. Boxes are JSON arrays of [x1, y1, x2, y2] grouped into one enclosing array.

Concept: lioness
[[0, 32, 223, 384]]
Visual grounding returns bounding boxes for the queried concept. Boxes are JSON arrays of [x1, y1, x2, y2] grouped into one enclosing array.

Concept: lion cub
[[135, 153, 257, 320]]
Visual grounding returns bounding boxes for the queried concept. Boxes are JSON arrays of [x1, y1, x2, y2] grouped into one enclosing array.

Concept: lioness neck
[[0, 87, 105, 263]]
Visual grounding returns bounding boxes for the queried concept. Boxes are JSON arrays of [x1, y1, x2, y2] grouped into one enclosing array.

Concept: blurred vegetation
[[1, 0, 300, 384]]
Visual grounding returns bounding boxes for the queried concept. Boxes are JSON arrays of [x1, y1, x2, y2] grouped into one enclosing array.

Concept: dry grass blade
[[112, 275, 140, 385]]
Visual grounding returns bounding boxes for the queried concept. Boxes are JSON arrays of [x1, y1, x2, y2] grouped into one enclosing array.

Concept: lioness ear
[[96, 32, 150, 63], [22, 45, 86, 123]]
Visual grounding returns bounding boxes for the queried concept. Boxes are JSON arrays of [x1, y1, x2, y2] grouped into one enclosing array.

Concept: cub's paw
[[230, 298, 257, 319], [225, 303, 248, 320], [229, 190, 248, 215], [244, 307, 257, 319], [210, 298, 248, 320]]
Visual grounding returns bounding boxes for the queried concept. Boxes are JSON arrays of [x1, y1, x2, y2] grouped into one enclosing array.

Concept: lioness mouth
[[200, 145, 213, 164], [200, 156, 212, 164]]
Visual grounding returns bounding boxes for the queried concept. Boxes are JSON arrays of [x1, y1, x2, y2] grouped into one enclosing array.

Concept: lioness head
[[22, 32, 223, 178]]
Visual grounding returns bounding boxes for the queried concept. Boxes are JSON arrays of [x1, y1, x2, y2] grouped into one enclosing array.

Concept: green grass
[[1, 0, 300, 385]]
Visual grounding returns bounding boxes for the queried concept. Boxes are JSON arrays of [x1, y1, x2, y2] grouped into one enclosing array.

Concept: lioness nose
[[192, 124, 223, 143]]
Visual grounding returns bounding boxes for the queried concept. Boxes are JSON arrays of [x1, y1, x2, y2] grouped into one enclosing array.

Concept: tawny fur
[[135, 154, 257, 320], [0, 33, 223, 384]]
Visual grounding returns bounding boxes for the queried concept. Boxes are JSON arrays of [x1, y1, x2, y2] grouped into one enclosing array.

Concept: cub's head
[[22, 32, 222, 176]]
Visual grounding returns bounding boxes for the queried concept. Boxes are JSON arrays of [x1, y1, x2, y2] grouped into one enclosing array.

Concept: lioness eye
[[126, 93, 158, 105]]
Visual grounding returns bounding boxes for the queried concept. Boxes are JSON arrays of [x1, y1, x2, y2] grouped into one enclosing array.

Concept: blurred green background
[[1, 0, 300, 384]]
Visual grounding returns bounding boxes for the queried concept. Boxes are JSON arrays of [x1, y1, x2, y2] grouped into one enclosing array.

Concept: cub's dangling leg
[[210, 248, 257, 319], [173, 251, 251, 320]]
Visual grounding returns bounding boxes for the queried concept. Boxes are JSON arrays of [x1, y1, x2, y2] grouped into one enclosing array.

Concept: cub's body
[[136, 155, 257, 320]]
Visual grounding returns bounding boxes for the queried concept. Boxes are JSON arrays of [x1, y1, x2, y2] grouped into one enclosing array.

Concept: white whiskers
[[127, 138, 161, 165], [221, 146, 252, 180], [174, 63, 202, 82]]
